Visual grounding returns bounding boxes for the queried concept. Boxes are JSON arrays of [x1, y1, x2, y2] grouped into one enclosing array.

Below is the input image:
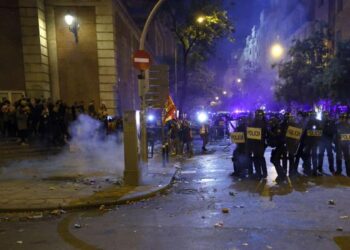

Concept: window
[[337, 0, 343, 13]]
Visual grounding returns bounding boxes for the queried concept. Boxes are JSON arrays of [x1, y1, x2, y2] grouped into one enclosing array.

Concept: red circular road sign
[[133, 50, 151, 70]]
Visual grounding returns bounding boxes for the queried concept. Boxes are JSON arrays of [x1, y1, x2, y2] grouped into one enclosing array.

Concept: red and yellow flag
[[163, 95, 176, 123]]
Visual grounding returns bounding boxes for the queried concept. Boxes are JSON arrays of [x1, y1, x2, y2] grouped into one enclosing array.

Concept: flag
[[163, 95, 177, 123]]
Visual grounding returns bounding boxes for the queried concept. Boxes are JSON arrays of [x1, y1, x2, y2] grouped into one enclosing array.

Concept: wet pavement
[[1, 141, 350, 250]]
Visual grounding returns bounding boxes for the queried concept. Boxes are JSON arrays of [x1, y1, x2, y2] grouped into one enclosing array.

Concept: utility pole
[[139, 0, 166, 163]]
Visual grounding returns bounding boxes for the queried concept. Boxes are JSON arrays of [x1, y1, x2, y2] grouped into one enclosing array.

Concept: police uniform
[[303, 114, 323, 176], [231, 118, 249, 178], [318, 114, 335, 174], [335, 114, 350, 176], [268, 116, 286, 181], [281, 114, 303, 176], [247, 110, 268, 179]]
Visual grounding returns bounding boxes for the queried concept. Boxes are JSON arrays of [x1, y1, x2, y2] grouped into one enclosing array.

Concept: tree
[[161, 0, 234, 112], [323, 41, 350, 103], [274, 30, 331, 104]]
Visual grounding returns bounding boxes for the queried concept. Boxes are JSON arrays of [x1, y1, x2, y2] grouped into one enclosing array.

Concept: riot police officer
[[335, 113, 350, 176], [267, 115, 286, 182], [281, 112, 303, 177], [303, 111, 323, 176], [231, 117, 249, 178], [247, 109, 268, 179], [318, 111, 336, 174]]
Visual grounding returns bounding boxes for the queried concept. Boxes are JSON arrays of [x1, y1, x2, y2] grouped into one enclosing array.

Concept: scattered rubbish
[[201, 216, 206, 219], [242, 243, 249, 246], [16, 241, 23, 244], [28, 213, 43, 219], [235, 205, 244, 208], [214, 222, 224, 228], [266, 245, 273, 249], [328, 200, 335, 205], [18, 229, 24, 233], [229, 191, 235, 196], [99, 205, 105, 210], [49, 187, 56, 190], [74, 224, 81, 229], [336, 227, 343, 231], [222, 208, 230, 214], [340, 216, 349, 219], [213, 188, 217, 192], [51, 209, 66, 216]]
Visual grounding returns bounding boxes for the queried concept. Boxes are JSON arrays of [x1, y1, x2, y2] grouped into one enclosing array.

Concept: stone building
[[0, 0, 175, 115]]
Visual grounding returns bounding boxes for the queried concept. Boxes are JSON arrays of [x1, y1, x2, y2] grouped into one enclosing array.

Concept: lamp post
[[64, 13, 79, 43], [139, 0, 166, 163]]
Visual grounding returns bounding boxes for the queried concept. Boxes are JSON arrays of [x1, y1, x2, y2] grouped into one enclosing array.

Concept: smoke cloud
[[0, 115, 124, 181]]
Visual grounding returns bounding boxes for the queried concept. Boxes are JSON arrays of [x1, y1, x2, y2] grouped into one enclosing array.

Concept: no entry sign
[[133, 50, 151, 70]]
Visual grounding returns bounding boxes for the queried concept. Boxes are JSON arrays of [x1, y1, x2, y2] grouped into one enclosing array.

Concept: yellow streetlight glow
[[270, 43, 284, 59], [197, 16, 205, 24]]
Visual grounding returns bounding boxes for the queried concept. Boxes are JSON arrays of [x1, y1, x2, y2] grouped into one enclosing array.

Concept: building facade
[[239, 0, 350, 92], [0, 0, 175, 115]]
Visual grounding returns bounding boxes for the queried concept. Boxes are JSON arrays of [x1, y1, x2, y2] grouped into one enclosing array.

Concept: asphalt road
[[1, 141, 350, 250]]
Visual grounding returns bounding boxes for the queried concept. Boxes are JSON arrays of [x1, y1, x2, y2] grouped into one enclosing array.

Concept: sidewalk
[[0, 156, 180, 212]]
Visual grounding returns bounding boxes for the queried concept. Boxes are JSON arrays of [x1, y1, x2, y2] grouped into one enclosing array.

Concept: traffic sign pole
[[138, 0, 166, 164]]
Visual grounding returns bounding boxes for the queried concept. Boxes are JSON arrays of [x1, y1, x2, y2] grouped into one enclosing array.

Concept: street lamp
[[215, 96, 220, 101], [64, 13, 79, 43], [222, 91, 227, 95], [236, 78, 242, 83], [196, 16, 205, 24], [270, 43, 284, 59]]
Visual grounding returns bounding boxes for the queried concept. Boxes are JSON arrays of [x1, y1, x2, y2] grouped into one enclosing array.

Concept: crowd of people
[[0, 96, 116, 146], [231, 109, 350, 182]]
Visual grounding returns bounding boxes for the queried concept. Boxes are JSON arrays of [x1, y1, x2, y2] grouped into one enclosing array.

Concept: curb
[[0, 168, 179, 213]]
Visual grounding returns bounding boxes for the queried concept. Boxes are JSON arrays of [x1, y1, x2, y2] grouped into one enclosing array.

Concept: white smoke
[[0, 115, 124, 181]]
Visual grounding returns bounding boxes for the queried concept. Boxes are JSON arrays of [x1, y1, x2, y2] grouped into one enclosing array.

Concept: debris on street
[[214, 221, 224, 228], [222, 208, 229, 213], [328, 200, 335, 205]]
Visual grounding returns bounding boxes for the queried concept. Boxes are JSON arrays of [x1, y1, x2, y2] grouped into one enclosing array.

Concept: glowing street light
[[197, 16, 205, 24], [64, 14, 75, 25], [223, 91, 227, 95], [236, 78, 242, 83], [64, 13, 79, 43], [215, 96, 220, 101], [270, 43, 284, 59]]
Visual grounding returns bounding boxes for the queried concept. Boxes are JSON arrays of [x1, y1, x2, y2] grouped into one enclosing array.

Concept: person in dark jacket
[[318, 111, 336, 174], [335, 113, 350, 176], [247, 109, 268, 179]]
